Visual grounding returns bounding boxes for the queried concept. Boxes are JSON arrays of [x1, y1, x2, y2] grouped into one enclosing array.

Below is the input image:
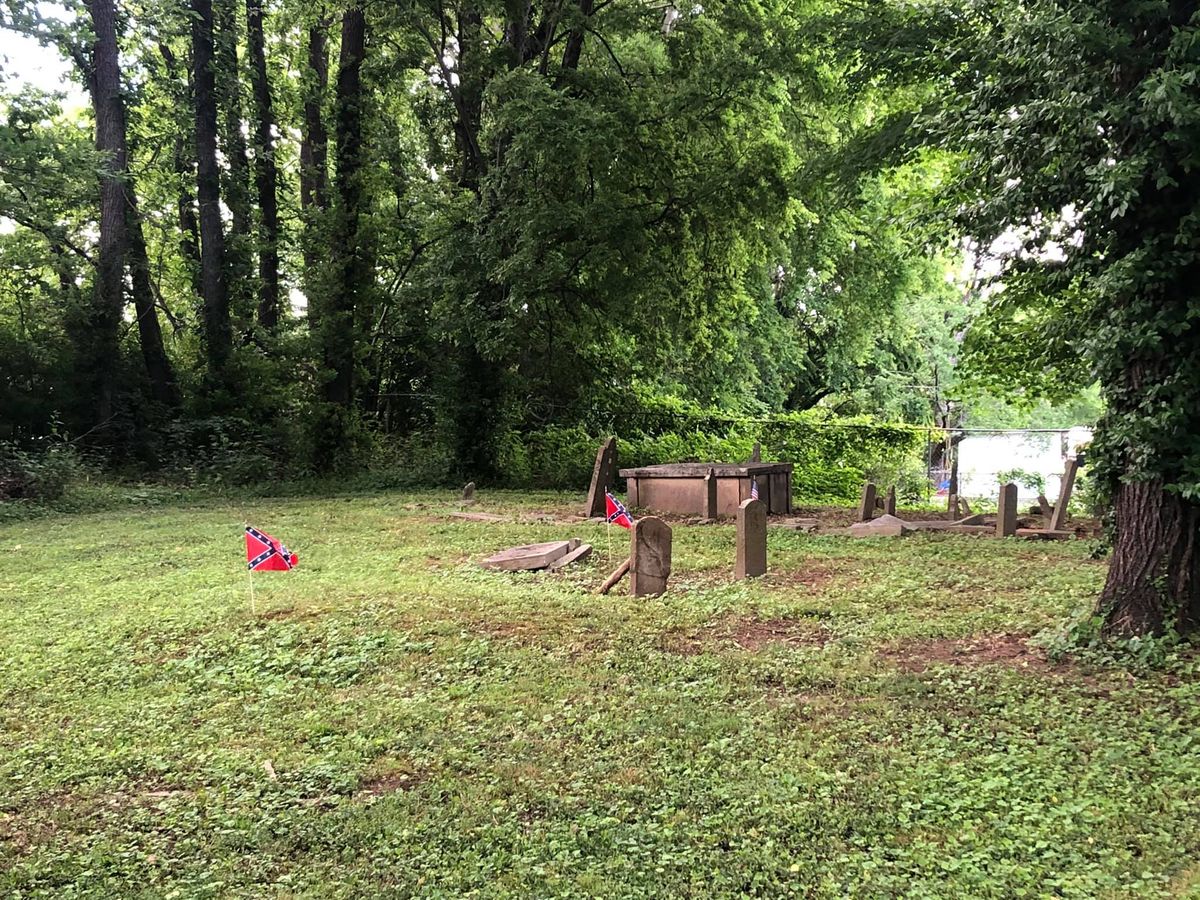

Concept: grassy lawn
[[2, 490, 1198, 898]]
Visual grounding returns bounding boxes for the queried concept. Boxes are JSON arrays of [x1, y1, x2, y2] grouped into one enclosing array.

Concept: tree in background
[[935, 0, 1200, 635]]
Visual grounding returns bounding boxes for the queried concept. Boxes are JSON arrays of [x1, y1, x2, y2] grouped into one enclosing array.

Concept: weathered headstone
[[461, 481, 476, 505], [885, 486, 897, 516], [857, 482, 878, 522], [735, 498, 767, 579], [704, 467, 718, 521], [1049, 457, 1080, 532], [749, 442, 762, 463], [848, 514, 913, 537], [1036, 494, 1054, 518], [997, 482, 1018, 537], [584, 437, 618, 518], [630, 516, 672, 597]]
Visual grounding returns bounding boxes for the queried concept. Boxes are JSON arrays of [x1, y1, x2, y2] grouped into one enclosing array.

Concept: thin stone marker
[[735, 498, 767, 579]]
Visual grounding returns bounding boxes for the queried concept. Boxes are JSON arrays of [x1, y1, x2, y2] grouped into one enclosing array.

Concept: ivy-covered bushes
[[500, 407, 932, 504], [0, 441, 83, 503]]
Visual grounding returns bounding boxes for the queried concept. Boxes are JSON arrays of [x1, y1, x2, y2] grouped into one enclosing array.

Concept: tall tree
[[299, 15, 330, 302], [213, 0, 254, 319], [245, 0, 281, 328], [191, 0, 233, 377], [80, 0, 126, 428], [936, 0, 1200, 635], [311, 1, 367, 467]]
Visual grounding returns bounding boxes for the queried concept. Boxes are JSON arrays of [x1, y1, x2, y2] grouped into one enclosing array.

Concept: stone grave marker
[[461, 481, 476, 505], [857, 482, 878, 522], [735, 498, 767, 579], [584, 437, 618, 518], [703, 467, 718, 521], [630, 516, 672, 597], [997, 482, 1018, 537], [1049, 457, 1080, 532], [885, 486, 897, 516], [849, 514, 912, 538]]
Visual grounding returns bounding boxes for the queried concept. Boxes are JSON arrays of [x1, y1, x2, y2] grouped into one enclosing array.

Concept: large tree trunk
[[310, 4, 367, 469], [213, 0, 255, 320], [245, 0, 281, 329], [1099, 478, 1200, 635], [82, 0, 127, 429], [326, 3, 367, 409], [300, 18, 330, 308], [158, 42, 203, 303], [192, 0, 233, 377], [126, 193, 182, 408]]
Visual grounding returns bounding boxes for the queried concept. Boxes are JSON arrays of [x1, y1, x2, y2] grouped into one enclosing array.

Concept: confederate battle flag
[[245, 525, 298, 571], [605, 491, 634, 529]]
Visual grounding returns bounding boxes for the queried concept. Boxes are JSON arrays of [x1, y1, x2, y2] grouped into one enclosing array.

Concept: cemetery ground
[[2, 491, 1199, 898]]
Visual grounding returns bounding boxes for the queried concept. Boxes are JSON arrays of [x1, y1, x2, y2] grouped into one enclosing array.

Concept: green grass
[[1, 490, 1198, 898]]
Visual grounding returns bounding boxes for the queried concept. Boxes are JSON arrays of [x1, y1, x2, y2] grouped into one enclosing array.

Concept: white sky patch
[[0, 16, 86, 112]]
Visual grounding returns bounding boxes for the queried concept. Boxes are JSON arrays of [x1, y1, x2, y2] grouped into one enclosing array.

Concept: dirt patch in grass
[[358, 770, 427, 798], [660, 614, 830, 656], [764, 562, 845, 591], [877, 633, 1053, 674]]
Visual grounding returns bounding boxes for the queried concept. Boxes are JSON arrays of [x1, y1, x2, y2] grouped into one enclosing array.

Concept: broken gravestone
[[584, 437, 618, 519], [848, 514, 913, 538], [735, 498, 767, 579], [885, 486, 897, 516], [631, 516, 672, 597]]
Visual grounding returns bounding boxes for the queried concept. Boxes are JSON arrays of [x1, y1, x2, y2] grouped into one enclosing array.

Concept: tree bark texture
[[246, 0, 282, 329], [192, 0, 233, 374], [83, 0, 127, 428]]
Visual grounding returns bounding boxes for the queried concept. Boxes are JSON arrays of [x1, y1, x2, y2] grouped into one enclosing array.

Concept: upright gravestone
[[749, 442, 762, 463], [461, 481, 476, 505], [584, 437, 618, 518], [885, 486, 897, 516], [735, 498, 767, 579], [997, 482, 1018, 537], [631, 516, 672, 597], [704, 467, 718, 521], [857, 482, 878, 522]]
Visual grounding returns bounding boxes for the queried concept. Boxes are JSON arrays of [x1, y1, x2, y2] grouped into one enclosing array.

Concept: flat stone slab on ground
[[450, 511, 508, 522], [1016, 528, 1075, 541], [482, 540, 573, 571], [548, 543, 593, 570], [771, 518, 819, 532], [848, 514, 913, 537]]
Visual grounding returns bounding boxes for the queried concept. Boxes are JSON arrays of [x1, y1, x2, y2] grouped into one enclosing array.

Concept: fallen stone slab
[[548, 543, 593, 570], [771, 518, 819, 533], [954, 514, 987, 526], [1016, 528, 1075, 541], [848, 514, 913, 537], [481, 540, 573, 571], [450, 512, 507, 523]]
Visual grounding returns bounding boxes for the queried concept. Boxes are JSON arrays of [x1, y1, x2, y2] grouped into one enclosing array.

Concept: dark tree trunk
[[300, 18, 330, 303], [126, 194, 182, 408], [559, 0, 594, 75], [325, 3, 367, 409], [1098, 478, 1200, 635], [213, 0, 255, 318], [245, 0, 281, 329], [1096, 347, 1200, 635], [82, 0, 127, 428], [192, 0, 233, 376], [157, 42, 203, 302]]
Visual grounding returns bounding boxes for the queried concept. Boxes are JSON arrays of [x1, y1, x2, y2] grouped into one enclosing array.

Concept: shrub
[[0, 441, 82, 503]]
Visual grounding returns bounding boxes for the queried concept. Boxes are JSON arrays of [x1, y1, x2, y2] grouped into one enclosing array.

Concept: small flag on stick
[[605, 491, 634, 529], [245, 526, 298, 571], [750, 478, 759, 501]]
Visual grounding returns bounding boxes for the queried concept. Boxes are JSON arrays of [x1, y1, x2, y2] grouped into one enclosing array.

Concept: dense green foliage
[[927, 0, 1200, 633], [3, 492, 1198, 896], [0, 0, 967, 479]]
